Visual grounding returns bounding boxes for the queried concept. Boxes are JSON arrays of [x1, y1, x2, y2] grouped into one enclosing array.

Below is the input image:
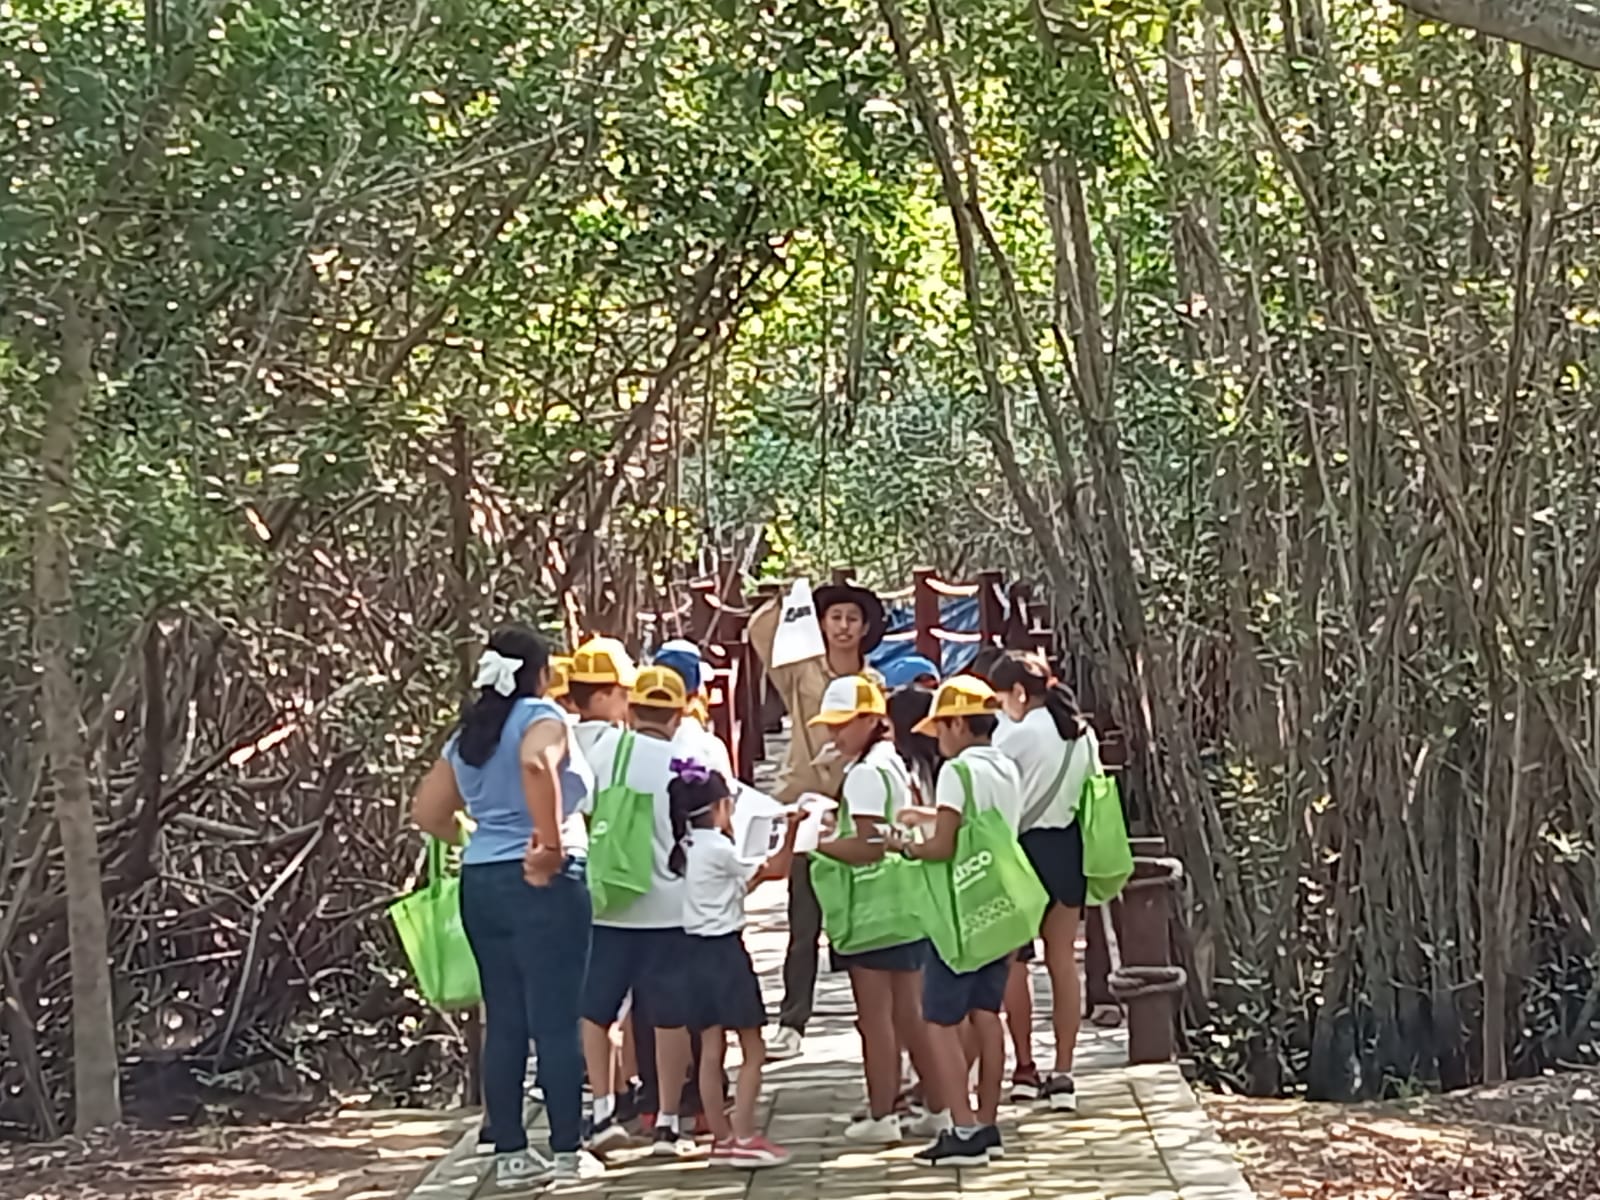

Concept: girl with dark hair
[[810, 676, 937, 1146], [887, 686, 942, 803], [667, 760, 793, 1169], [409, 624, 598, 1187], [988, 650, 1099, 1113]]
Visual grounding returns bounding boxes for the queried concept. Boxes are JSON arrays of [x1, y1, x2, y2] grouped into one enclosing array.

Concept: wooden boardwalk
[[407, 882, 1255, 1200]]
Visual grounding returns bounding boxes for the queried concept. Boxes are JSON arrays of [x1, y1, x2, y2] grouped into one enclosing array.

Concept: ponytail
[[457, 624, 551, 767], [1042, 682, 1083, 742], [989, 650, 1083, 742], [887, 687, 944, 784], [667, 762, 730, 877]]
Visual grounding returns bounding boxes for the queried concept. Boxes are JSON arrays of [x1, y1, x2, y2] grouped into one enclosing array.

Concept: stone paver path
[[408, 883, 1254, 1200]]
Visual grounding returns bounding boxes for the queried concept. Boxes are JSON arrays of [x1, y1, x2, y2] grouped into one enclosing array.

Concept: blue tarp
[[867, 597, 980, 680]]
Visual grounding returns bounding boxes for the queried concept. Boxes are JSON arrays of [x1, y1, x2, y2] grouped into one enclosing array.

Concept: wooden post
[[689, 579, 716, 643], [1119, 837, 1181, 1065], [831, 565, 854, 585], [977, 568, 1005, 645], [738, 636, 763, 778], [913, 567, 940, 663], [710, 665, 737, 769]]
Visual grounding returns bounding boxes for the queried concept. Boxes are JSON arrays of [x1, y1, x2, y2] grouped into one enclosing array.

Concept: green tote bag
[[812, 770, 924, 955], [1080, 772, 1133, 905], [389, 836, 481, 1010], [586, 731, 657, 916], [922, 760, 1049, 973]]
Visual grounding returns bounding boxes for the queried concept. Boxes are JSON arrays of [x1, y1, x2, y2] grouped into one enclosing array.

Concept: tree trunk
[[1393, 0, 1600, 71], [32, 288, 123, 1132]]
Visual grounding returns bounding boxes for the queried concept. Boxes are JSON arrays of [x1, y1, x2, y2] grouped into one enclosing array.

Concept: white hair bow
[[473, 649, 524, 697]]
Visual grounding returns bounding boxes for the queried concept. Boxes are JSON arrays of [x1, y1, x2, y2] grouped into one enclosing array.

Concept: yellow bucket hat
[[630, 665, 688, 710], [569, 636, 638, 687], [808, 675, 888, 726], [912, 675, 999, 735], [547, 655, 574, 699]]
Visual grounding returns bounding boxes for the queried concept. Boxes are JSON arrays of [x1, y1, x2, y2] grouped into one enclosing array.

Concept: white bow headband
[[473, 649, 524, 697]]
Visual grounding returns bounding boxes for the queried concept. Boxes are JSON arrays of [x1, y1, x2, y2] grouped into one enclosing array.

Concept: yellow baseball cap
[[569, 636, 638, 686], [630, 665, 688, 710], [808, 675, 887, 726], [912, 675, 999, 735], [547, 655, 573, 699]]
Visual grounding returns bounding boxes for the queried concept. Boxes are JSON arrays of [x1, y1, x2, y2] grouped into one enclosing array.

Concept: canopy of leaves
[[4, 0, 1600, 1134]]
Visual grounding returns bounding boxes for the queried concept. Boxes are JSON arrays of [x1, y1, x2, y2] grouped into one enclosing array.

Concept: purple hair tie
[[670, 757, 712, 784]]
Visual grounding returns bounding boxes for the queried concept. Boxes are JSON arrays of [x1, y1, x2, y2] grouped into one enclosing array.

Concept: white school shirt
[[579, 726, 686, 929], [934, 745, 1024, 831], [672, 713, 735, 784], [560, 712, 594, 855], [573, 718, 619, 765], [994, 708, 1100, 833], [841, 740, 915, 823], [681, 827, 757, 936]]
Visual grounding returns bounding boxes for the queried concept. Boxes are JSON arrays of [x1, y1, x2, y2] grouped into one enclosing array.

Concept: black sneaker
[[913, 1128, 989, 1168], [976, 1124, 1004, 1159], [1043, 1073, 1078, 1112], [586, 1115, 629, 1153], [614, 1079, 643, 1125]]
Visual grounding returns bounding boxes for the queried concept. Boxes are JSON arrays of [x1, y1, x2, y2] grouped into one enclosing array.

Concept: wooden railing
[[659, 565, 1125, 784]]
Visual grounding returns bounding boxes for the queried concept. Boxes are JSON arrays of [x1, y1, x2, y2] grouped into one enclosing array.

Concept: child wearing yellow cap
[[576, 666, 700, 1159], [807, 675, 936, 1146], [892, 675, 1023, 1168], [567, 637, 638, 762], [547, 655, 578, 716]]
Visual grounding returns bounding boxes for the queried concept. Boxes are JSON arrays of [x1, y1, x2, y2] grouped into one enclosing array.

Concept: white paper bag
[[770, 578, 827, 668]]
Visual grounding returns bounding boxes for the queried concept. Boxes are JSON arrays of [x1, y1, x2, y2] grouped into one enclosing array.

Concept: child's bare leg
[[970, 1010, 1005, 1125], [582, 1019, 615, 1098], [732, 1030, 766, 1140], [891, 972, 936, 1110], [848, 968, 901, 1118], [698, 1029, 731, 1142], [1004, 959, 1035, 1071], [655, 1026, 691, 1120], [1042, 903, 1084, 1074], [621, 1015, 639, 1082], [921, 1022, 976, 1126]]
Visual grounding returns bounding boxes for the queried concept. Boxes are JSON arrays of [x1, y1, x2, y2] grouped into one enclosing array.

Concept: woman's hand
[[523, 840, 565, 887]]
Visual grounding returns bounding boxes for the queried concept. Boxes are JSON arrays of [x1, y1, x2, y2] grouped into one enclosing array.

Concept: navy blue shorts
[[923, 952, 1010, 1027], [581, 925, 695, 1029], [831, 939, 927, 974]]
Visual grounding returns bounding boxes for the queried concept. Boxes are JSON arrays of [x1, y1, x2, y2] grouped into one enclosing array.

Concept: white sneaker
[[552, 1149, 606, 1181], [843, 1113, 902, 1144], [765, 1026, 803, 1060], [495, 1151, 554, 1188], [903, 1108, 952, 1138]]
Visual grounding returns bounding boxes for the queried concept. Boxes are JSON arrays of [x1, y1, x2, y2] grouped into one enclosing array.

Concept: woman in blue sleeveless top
[[411, 625, 597, 1187]]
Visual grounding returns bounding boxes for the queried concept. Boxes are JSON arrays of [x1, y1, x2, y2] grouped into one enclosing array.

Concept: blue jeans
[[460, 858, 591, 1154]]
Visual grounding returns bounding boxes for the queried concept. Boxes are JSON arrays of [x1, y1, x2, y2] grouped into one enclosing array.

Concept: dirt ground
[[0, 1108, 470, 1200], [1204, 1070, 1600, 1199]]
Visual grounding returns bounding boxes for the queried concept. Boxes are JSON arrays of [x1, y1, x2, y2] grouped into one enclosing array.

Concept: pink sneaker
[[727, 1134, 791, 1170], [709, 1137, 735, 1165]]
